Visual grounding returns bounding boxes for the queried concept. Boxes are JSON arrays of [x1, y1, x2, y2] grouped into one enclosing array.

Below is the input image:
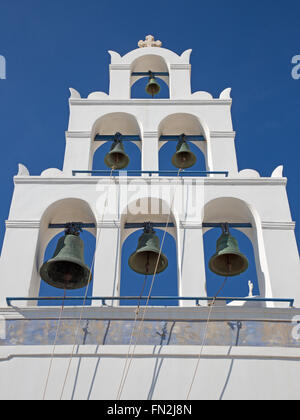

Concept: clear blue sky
[[0, 0, 299, 303]]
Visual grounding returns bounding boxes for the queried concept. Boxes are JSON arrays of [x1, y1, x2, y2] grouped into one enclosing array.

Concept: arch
[[131, 76, 169, 99], [38, 229, 96, 306], [203, 227, 260, 301], [90, 112, 142, 170], [33, 198, 97, 302], [202, 197, 272, 304], [118, 196, 179, 306], [119, 228, 178, 306], [159, 139, 206, 174], [92, 139, 141, 173], [157, 113, 212, 172], [130, 54, 170, 98]]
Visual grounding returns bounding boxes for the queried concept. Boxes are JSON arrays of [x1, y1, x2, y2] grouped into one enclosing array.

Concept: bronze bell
[[128, 223, 168, 275], [209, 224, 249, 277], [104, 133, 130, 170], [171, 135, 197, 169], [40, 223, 92, 290], [145, 71, 160, 97]]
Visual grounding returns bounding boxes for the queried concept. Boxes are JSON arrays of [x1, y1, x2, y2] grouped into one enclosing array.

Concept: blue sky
[[0, 0, 299, 303]]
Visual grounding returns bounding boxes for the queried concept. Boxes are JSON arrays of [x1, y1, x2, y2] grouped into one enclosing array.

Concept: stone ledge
[[1, 345, 300, 361]]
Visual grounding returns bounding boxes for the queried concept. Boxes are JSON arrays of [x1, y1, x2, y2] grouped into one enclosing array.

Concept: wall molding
[[5, 220, 40, 229], [210, 131, 236, 139], [261, 221, 296, 230], [69, 99, 232, 106], [14, 177, 287, 186]]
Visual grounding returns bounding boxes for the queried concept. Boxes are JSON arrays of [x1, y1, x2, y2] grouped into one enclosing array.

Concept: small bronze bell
[[145, 71, 160, 97], [208, 224, 249, 277], [104, 133, 130, 170], [171, 135, 197, 169], [40, 223, 92, 290], [128, 223, 168, 275]]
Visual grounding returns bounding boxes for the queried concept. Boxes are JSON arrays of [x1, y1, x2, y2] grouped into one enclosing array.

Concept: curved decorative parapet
[[271, 165, 284, 178], [238, 169, 261, 178], [191, 91, 213, 99], [219, 87, 232, 99], [69, 88, 81, 99], [87, 91, 109, 100], [40, 168, 65, 177], [16, 164, 29, 176]]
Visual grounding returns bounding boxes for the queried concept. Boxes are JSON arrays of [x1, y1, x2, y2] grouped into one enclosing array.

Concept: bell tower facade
[[0, 36, 300, 400]]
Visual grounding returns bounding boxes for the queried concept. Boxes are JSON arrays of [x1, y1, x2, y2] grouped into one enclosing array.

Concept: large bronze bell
[[40, 224, 92, 290], [209, 225, 249, 277], [171, 135, 197, 169], [128, 223, 168, 275], [145, 72, 160, 97], [104, 133, 130, 170]]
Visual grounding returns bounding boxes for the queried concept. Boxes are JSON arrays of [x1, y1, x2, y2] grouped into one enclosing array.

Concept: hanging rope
[[186, 276, 228, 400], [116, 168, 182, 400], [59, 167, 115, 400]]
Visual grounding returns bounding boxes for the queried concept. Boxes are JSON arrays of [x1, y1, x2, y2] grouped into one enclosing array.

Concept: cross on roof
[[138, 35, 162, 48]]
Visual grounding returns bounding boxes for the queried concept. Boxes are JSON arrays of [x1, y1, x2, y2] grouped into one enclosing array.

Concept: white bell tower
[[0, 36, 299, 400]]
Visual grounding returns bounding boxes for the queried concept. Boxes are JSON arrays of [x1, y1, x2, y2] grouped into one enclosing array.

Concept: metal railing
[[6, 296, 294, 307], [72, 170, 229, 177]]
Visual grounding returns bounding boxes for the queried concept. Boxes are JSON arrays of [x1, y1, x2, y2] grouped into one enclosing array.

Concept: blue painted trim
[[131, 72, 169, 77], [94, 135, 141, 142], [125, 222, 175, 229], [159, 135, 205, 142], [203, 223, 252, 229], [48, 222, 251, 230], [49, 223, 95, 229]]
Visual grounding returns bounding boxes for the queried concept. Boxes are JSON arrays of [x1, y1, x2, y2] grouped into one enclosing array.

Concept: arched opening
[[204, 228, 259, 300], [36, 198, 97, 306], [38, 229, 96, 306], [158, 113, 208, 173], [119, 197, 178, 306], [159, 141, 206, 174], [130, 54, 170, 99], [91, 112, 142, 173], [92, 141, 141, 174], [131, 77, 169, 99], [119, 228, 178, 306], [202, 197, 268, 304]]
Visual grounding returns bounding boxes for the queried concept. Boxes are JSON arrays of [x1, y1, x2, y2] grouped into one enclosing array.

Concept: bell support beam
[[48, 222, 252, 230], [94, 134, 141, 142], [124, 222, 252, 229], [49, 223, 96, 229], [159, 135, 205, 142], [131, 72, 169, 77]]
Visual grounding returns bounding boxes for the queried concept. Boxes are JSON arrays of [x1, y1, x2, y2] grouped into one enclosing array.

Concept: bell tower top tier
[[108, 34, 192, 99]]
